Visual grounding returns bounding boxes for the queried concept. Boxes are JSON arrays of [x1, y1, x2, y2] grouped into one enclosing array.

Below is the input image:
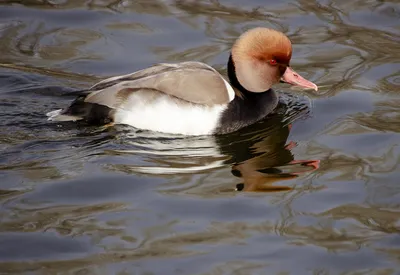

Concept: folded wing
[[84, 62, 234, 108]]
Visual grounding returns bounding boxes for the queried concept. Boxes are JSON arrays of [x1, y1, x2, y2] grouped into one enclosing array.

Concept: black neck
[[228, 54, 248, 94], [215, 54, 278, 134]]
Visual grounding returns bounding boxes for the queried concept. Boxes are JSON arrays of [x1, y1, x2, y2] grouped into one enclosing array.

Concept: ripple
[[0, 0, 399, 273]]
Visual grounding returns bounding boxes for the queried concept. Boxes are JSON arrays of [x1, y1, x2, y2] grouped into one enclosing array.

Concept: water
[[0, 0, 399, 274]]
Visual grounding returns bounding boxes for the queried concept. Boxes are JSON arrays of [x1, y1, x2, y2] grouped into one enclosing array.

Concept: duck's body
[[47, 28, 317, 135]]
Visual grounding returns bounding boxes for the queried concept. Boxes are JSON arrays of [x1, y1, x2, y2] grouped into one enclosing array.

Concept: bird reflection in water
[[102, 96, 320, 193], [215, 101, 319, 192]]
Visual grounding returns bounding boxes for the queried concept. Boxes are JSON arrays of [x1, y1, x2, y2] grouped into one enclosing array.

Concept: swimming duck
[[47, 27, 317, 135]]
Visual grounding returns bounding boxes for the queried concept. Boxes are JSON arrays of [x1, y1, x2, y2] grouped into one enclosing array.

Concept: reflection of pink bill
[[288, 160, 320, 175]]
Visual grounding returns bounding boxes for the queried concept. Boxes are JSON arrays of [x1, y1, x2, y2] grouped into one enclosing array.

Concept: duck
[[47, 27, 318, 136]]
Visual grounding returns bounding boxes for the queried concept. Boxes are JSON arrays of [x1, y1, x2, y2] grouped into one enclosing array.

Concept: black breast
[[214, 89, 278, 134]]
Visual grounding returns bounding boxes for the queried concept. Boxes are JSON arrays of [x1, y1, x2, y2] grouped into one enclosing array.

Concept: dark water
[[0, 0, 399, 274]]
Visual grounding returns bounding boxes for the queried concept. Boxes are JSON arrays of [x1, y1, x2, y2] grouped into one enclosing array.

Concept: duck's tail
[[47, 93, 113, 125], [46, 89, 92, 122]]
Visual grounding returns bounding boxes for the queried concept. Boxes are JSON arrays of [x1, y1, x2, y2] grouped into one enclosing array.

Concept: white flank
[[222, 77, 235, 101], [113, 93, 227, 136]]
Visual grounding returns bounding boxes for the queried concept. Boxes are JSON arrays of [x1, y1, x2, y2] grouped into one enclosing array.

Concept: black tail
[[47, 93, 114, 125]]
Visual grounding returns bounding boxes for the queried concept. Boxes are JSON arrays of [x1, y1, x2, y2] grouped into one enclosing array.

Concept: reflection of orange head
[[232, 145, 320, 192], [232, 164, 295, 192]]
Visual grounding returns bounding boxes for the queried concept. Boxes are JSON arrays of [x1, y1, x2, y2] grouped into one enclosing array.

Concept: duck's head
[[229, 27, 318, 93]]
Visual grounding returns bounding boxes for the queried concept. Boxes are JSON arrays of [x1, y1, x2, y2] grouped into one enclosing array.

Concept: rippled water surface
[[0, 0, 399, 274]]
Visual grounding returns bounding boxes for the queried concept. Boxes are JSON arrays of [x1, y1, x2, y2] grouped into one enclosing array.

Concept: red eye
[[269, 59, 278, 66]]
